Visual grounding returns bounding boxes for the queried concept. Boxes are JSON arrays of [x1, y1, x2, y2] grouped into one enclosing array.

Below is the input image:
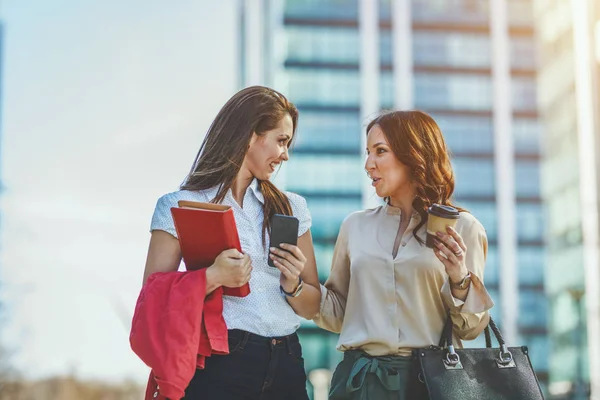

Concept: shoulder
[[155, 189, 206, 208], [456, 211, 487, 239], [284, 191, 310, 216], [341, 206, 383, 229], [284, 191, 306, 207]]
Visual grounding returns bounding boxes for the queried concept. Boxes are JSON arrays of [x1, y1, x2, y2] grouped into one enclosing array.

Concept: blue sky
[[1, 0, 238, 383]]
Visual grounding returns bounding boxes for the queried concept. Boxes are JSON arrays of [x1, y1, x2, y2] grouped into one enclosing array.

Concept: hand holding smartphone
[[268, 214, 299, 267]]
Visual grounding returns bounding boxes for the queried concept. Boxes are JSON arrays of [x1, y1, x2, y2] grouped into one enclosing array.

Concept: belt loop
[[286, 336, 292, 355], [240, 331, 249, 350]]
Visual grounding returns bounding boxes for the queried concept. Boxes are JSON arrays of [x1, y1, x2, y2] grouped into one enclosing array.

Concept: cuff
[[441, 273, 494, 314]]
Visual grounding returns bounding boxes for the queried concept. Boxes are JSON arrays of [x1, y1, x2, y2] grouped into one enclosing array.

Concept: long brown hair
[[366, 110, 466, 245], [181, 86, 299, 243]]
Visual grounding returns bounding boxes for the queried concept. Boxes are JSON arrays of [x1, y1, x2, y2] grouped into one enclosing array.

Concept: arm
[[143, 230, 251, 294], [312, 220, 351, 333], [437, 220, 495, 340], [279, 230, 321, 320]]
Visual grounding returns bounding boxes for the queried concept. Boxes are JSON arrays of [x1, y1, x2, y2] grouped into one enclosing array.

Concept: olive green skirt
[[329, 350, 427, 400]]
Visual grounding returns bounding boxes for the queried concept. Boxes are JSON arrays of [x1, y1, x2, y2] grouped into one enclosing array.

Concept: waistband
[[228, 329, 300, 348], [342, 350, 413, 394]]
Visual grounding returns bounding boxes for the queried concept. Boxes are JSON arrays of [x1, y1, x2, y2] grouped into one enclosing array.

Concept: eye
[[279, 138, 289, 145], [376, 148, 386, 154]]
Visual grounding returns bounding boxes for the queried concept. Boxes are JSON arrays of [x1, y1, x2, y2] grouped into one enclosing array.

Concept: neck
[[388, 195, 415, 221], [231, 168, 254, 206]]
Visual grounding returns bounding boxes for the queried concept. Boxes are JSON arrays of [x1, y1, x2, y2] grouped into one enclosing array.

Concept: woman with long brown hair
[[143, 86, 320, 399], [314, 110, 494, 399]]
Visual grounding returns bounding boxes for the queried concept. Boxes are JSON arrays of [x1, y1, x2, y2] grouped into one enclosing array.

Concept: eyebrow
[[279, 134, 292, 140], [367, 142, 387, 150]]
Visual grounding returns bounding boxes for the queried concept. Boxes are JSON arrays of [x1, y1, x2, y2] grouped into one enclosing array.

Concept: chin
[[374, 187, 388, 198]]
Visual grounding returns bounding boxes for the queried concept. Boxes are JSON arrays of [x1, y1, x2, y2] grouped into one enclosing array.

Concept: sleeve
[[440, 217, 495, 340], [150, 193, 179, 238], [312, 217, 351, 333], [288, 193, 312, 237]]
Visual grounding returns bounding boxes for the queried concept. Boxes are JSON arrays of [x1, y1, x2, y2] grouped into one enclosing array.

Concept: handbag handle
[[438, 313, 513, 366]]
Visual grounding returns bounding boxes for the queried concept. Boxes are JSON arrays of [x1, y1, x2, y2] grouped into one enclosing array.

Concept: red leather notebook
[[170, 200, 250, 297]]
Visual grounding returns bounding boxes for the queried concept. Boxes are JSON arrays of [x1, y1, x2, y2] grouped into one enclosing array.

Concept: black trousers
[[183, 329, 309, 400]]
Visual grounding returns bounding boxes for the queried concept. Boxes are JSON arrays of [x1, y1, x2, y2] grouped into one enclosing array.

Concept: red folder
[[170, 200, 250, 297]]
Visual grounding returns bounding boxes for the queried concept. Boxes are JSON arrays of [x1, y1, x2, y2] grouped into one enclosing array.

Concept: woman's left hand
[[433, 226, 469, 284], [269, 243, 307, 293]]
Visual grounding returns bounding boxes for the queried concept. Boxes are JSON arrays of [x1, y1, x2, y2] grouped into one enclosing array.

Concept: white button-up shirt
[[150, 179, 312, 337]]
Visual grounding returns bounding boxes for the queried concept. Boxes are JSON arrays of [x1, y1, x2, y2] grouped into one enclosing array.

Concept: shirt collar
[[248, 178, 265, 204], [205, 179, 264, 205], [384, 202, 420, 219]]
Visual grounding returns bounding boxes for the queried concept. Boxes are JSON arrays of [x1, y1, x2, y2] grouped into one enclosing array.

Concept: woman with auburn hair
[[143, 86, 320, 399], [314, 110, 494, 399]]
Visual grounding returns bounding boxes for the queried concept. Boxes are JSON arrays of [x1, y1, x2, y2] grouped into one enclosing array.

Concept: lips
[[269, 162, 280, 172], [372, 177, 381, 186]]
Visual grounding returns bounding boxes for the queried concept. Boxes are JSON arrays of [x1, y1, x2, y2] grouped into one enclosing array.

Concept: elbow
[[299, 303, 321, 321]]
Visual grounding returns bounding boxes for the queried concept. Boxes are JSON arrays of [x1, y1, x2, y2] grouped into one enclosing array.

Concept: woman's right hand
[[209, 248, 252, 288]]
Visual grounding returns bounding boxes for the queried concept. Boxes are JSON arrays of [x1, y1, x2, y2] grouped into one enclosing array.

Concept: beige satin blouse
[[313, 204, 495, 357]]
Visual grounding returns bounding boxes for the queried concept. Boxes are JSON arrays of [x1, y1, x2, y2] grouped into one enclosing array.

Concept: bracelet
[[280, 277, 303, 298]]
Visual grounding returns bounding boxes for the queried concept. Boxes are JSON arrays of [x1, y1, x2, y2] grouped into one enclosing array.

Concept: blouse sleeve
[[150, 193, 179, 238], [313, 217, 351, 333], [440, 217, 495, 340], [288, 192, 312, 237]]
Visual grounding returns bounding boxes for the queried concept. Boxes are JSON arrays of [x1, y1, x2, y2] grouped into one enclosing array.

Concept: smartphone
[[268, 214, 299, 267]]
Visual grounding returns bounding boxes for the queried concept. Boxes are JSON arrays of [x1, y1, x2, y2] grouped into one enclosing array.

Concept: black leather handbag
[[412, 315, 545, 399]]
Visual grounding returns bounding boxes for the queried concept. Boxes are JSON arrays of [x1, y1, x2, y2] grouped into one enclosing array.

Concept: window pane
[[517, 203, 545, 241], [485, 244, 499, 286], [453, 159, 495, 196], [381, 30, 392, 65], [285, 26, 359, 64], [413, 32, 490, 68], [515, 161, 540, 197], [380, 72, 394, 108], [285, 69, 360, 107], [512, 77, 537, 112], [286, 155, 364, 194], [458, 201, 497, 241], [285, 0, 358, 19], [307, 197, 362, 240], [412, 0, 489, 25], [415, 73, 492, 110], [513, 118, 541, 153], [519, 290, 548, 328], [518, 246, 545, 285], [434, 115, 494, 153], [294, 111, 361, 152], [511, 36, 537, 69], [508, 0, 534, 27]]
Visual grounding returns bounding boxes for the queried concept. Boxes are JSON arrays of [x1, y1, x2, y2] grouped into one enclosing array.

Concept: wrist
[[206, 265, 222, 288], [282, 277, 300, 292], [450, 272, 472, 290], [281, 277, 303, 297]]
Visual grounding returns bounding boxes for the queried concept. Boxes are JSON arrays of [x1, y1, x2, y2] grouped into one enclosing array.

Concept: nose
[[365, 153, 375, 175], [280, 146, 289, 161]]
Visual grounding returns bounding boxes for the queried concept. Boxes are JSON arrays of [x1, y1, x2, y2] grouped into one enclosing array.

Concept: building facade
[[535, 0, 600, 398], [241, 0, 547, 397]]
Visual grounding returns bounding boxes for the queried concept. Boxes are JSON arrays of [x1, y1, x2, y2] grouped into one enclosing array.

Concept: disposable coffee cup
[[426, 204, 460, 248]]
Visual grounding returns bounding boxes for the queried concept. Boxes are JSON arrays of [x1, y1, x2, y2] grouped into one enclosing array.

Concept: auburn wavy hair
[[181, 86, 298, 244], [366, 110, 466, 245]]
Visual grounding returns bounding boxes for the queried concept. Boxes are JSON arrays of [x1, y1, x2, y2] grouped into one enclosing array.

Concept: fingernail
[[269, 247, 275, 252], [280, 243, 287, 248], [269, 254, 274, 259]]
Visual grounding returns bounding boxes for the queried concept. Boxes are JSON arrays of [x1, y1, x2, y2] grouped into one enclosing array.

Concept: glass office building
[[241, 0, 547, 396], [534, 0, 600, 398]]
